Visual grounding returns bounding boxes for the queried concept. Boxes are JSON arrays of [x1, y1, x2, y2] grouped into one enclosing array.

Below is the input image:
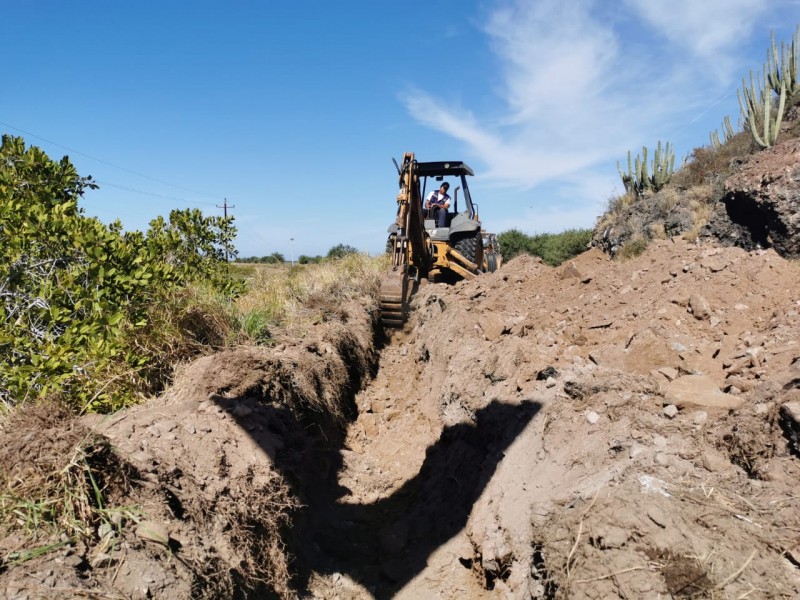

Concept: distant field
[[229, 261, 290, 279]]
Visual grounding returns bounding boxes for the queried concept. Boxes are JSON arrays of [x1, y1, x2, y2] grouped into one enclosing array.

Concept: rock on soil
[[3, 238, 800, 599]]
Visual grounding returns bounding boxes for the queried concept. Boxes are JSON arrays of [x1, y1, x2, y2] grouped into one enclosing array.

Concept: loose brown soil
[[3, 239, 800, 599]]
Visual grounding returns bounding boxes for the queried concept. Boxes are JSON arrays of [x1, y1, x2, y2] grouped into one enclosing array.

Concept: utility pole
[[216, 198, 236, 261], [290, 237, 295, 266], [217, 198, 235, 219]]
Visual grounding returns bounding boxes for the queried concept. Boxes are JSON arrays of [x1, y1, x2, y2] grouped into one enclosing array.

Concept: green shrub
[[497, 228, 592, 266], [0, 135, 241, 411]]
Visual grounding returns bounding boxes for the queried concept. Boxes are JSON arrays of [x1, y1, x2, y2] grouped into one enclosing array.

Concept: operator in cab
[[425, 182, 450, 228]]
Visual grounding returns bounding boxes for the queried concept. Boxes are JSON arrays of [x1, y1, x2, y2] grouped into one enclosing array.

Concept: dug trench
[[4, 238, 800, 599]]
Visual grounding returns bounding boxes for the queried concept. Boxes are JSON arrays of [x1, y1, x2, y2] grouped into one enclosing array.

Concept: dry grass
[[236, 253, 387, 339], [196, 474, 299, 599], [0, 400, 135, 566], [671, 132, 757, 193]]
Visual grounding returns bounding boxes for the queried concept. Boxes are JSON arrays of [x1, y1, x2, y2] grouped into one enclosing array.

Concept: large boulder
[[704, 138, 800, 257]]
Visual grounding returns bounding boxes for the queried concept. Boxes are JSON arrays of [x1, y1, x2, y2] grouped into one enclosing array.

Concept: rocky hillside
[[595, 95, 800, 263]]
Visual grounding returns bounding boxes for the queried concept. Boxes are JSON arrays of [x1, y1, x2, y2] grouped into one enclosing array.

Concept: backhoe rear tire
[[453, 231, 481, 266]]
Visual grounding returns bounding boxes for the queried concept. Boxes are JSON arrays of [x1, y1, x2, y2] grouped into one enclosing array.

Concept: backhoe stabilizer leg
[[447, 248, 480, 273]]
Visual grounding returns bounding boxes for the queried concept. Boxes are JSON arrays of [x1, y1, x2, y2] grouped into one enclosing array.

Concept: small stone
[[629, 444, 647, 459], [586, 411, 600, 425], [91, 552, 115, 568], [97, 522, 114, 540], [666, 375, 743, 410], [658, 367, 679, 381], [691, 411, 708, 426], [183, 424, 196, 435], [135, 521, 170, 546], [64, 554, 85, 568], [688, 294, 711, 320], [359, 414, 378, 437], [702, 449, 730, 473], [385, 409, 401, 422], [654, 452, 671, 466], [663, 405, 679, 418]]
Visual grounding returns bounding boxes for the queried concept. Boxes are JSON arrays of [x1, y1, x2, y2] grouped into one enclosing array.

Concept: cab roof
[[415, 161, 474, 177]]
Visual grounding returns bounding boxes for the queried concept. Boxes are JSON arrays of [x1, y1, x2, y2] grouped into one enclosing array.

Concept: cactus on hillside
[[617, 141, 675, 196], [767, 26, 799, 97], [709, 115, 738, 149], [738, 68, 787, 149]]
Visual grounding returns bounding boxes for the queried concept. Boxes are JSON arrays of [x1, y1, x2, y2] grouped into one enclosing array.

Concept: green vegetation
[[0, 401, 137, 561], [768, 26, 799, 97], [236, 251, 286, 264], [235, 251, 386, 338], [739, 68, 787, 149], [326, 243, 359, 259], [0, 133, 381, 413], [0, 135, 240, 412], [600, 26, 800, 258], [617, 140, 676, 196], [709, 116, 738, 149], [497, 228, 592, 266], [735, 26, 798, 149]]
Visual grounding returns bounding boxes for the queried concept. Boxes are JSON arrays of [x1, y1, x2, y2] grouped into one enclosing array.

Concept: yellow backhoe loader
[[380, 152, 501, 327]]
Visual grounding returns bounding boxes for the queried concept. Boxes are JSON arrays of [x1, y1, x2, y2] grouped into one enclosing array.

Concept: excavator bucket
[[379, 267, 409, 327]]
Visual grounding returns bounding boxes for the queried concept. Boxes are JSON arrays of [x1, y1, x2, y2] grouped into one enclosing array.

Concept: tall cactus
[[709, 115, 738, 149], [738, 67, 787, 149], [767, 26, 799, 97], [617, 141, 675, 196]]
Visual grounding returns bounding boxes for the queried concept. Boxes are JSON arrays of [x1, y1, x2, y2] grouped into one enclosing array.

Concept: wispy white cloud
[[401, 0, 779, 200], [623, 0, 768, 77]]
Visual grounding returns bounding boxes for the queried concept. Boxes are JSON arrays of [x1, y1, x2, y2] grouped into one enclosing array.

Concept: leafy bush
[[326, 244, 359, 259], [497, 228, 592, 266], [0, 135, 240, 411]]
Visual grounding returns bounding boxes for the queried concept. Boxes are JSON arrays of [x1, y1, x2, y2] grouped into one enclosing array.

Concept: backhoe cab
[[380, 152, 501, 327]]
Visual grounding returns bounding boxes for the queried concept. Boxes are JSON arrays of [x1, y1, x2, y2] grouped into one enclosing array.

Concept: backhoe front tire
[[486, 251, 499, 272], [453, 232, 481, 267]]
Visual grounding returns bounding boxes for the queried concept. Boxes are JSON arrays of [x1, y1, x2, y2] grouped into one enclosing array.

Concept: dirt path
[[3, 239, 800, 599]]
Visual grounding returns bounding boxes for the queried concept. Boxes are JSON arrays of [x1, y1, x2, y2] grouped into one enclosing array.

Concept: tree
[[496, 229, 531, 260], [0, 135, 241, 410], [326, 244, 359, 259]]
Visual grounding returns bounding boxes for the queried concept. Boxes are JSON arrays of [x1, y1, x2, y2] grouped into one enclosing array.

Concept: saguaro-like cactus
[[738, 68, 787, 149], [710, 115, 738, 149], [617, 141, 675, 196], [767, 26, 799, 97]]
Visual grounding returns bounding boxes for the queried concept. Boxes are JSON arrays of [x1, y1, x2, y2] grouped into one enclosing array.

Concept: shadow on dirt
[[214, 395, 540, 598]]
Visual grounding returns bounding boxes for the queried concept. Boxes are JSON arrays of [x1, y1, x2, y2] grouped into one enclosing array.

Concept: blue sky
[[2, 1, 798, 258]]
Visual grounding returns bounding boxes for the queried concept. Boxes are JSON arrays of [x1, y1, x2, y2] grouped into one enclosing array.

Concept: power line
[[0, 119, 223, 200], [96, 180, 218, 207]]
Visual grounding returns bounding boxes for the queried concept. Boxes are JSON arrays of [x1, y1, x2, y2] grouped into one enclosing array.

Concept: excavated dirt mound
[[3, 238, 800, 599]]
